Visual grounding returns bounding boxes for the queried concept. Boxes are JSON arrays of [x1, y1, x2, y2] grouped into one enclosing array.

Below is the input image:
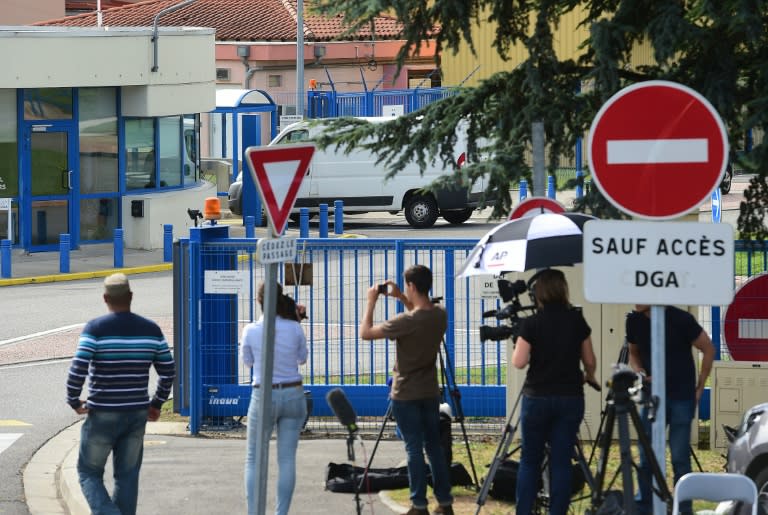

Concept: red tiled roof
[[36, 0, 405, 42]]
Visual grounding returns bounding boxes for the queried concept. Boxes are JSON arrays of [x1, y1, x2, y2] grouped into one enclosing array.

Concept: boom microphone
[[326, 388, 359, 434]]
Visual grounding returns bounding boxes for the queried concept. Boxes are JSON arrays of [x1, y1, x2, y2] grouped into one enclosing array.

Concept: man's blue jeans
[[391, 396, 454, 509], [516, 394, 584, 515], [636, 398, 696, 515], [77, 408, 148, 515], [245, 386, 307, 515]]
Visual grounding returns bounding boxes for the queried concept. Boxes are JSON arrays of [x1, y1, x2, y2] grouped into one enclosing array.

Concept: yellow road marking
[[0, 420, 32, 426]]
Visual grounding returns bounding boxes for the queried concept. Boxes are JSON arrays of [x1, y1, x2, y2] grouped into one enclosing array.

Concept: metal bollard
[[334, 200, 344, 235], [547, 175, 556, 199], [519, 179, 528, 201], [163, 224, 173, 262], [113, 228, 124, 268], [319, 203, 328, 238], [1, 239, 11, 278], [245, 216, 255, 239], [576, 170, 584, 199], [299, 208, 309, 238], [59, 233, 70, 273]]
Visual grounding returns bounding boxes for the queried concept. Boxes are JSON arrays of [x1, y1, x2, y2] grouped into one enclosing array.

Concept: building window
[[125, 118, 155, 190], [268, 75, 283, 88], [0, 89, 18, 198], [158, 116, 182, 188], [216, 68, 231, 81], [79, 87, 118, 194], [23, 88, 73, 120], [183, 114, 199, 185]]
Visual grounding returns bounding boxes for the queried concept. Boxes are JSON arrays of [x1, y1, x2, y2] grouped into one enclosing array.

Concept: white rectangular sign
[[0, 198, 11, 210], [583, 220, 734, 305], [204, 270, 249, 294], [257, 237, 297, 264], [279, 115, 303, 130]]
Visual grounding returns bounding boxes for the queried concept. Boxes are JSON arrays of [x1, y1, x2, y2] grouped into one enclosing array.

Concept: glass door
[[27, 127, 77, 250]]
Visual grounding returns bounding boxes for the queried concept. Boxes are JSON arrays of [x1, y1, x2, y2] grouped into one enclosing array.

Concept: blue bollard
[[245, 216, 255, 239], [547, 175, 556, 199], [299, 208, 309, 238], [113, 228, 124, 268], [163, 224, 173, 262], [519, 179, 528, 201], [334, 200, 344, 235], [1, 239, 11, 278], [576, 170, 584, 199], [319, 204, 328, 238], [59, 233, 70, 273]]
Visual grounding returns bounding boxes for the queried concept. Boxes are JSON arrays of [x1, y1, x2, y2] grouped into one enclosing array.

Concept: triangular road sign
[[244, 144, 315, 237]]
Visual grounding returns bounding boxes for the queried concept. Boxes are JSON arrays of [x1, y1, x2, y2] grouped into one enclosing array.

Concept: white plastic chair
[[672, 472, 758, 515]]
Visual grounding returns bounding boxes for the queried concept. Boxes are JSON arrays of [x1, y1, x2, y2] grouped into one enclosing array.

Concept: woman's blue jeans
[[245, 386, 307, 515], [77, 408, 148, 515], [391, 396, 454, 509], [516, 394, 584, 515]]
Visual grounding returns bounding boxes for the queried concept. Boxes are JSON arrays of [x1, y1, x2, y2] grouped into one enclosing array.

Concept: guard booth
[[201, 89, 279, 221]]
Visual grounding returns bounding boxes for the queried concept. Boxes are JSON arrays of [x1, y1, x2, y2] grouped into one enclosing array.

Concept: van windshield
[[276, 129, 310, 144]]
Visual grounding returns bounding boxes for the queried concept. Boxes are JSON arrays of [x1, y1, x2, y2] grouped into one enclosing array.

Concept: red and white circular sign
[[509, 197, 565, 220], [588, 81, 728, 219], [724, 273, 768, 362]]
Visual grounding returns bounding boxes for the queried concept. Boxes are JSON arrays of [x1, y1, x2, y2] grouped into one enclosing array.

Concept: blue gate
[[175, 225, 511, 434]]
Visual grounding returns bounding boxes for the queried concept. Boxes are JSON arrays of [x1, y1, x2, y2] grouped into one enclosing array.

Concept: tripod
[[589, 368, 673, 515], [360, 334, 480, 493]]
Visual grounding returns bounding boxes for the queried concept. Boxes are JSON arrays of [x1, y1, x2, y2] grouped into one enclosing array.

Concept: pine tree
[[311, 0, 768, 239]]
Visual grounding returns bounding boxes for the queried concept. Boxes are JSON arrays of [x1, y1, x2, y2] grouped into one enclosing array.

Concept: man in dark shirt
[[66, 273, 175, 515], [627, 305, 714, 515]]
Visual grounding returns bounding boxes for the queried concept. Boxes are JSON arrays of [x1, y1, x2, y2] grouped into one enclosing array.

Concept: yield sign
[[244, 144, 315, 237], [588, 80, 728, 219]]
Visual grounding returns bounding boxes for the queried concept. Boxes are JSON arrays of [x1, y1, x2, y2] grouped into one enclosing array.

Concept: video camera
[[479, 278, 536, 342]]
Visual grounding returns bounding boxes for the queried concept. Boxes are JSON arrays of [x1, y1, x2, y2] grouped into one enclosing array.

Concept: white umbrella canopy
[[457, 212, 597, 278]]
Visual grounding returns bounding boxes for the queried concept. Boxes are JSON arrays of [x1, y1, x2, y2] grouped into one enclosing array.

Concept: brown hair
[[403, 264, 432, 296], [257, 282, 295, 319], [532, 269, 569, 306]]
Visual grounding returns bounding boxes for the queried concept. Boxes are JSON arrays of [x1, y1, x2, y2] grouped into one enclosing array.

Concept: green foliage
[[310, 0, 768, 239]]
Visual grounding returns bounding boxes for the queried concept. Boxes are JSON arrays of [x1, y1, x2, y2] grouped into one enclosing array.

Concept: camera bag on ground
[[325, 462, 473, 493], [485, 458, 586, 502]]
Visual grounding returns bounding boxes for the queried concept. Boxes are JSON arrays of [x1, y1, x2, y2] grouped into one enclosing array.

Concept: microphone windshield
[[326, 388, 358, 433]]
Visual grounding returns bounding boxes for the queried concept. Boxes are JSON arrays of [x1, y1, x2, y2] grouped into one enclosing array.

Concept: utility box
[[710, 361, 768, 449]]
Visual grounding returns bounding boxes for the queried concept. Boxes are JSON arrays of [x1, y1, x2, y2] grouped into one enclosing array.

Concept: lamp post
[[296, 0, 304, 118]]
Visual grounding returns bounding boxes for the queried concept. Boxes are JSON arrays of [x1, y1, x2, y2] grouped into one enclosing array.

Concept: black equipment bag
[[486, 459, 586, 502], [325, 462, 473, 493]]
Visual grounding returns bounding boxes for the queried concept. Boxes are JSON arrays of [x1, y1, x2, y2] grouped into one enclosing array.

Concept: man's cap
[[104, 273, 131, 296]]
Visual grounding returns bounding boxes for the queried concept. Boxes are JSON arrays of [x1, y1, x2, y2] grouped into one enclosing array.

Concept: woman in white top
[[242, 282, 308, 515]]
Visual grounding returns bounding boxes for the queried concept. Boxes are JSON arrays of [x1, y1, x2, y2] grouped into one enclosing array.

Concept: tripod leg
[[629, 404, 673, 510], [439, 340, 480, 489], [474, 390, 523, 515], [616, 408, 637, 515], [591, 403, 616, 510], [359, 401, 391, 490]]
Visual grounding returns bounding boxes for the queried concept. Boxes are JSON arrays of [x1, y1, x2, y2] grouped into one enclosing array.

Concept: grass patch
[[385, 424, 726, 514]]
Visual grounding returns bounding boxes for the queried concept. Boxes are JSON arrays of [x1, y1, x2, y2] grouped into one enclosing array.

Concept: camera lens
[[479, 324, 517, 342]]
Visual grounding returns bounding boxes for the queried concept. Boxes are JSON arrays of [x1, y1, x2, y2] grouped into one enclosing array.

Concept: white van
[[228, 117, 485, 228]]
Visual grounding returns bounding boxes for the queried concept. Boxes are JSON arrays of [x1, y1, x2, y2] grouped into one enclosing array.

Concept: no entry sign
[[588, 81, 728, 219], [724, 273, 768, 361], [509, 197, 565, 220]]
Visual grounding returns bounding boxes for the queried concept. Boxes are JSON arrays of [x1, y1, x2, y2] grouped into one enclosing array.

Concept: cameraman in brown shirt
[[360, 264, 454, 515]]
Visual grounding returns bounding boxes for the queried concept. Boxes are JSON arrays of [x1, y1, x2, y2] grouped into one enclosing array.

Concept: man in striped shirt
[[66, 273, 175, 515]]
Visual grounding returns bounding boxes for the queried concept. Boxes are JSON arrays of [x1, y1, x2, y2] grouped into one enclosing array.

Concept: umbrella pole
[[439, 336, 480, 490]]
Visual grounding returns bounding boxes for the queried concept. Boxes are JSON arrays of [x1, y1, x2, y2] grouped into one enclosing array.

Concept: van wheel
[[405, 194, 439, 228], [442, 208, 473, 225]]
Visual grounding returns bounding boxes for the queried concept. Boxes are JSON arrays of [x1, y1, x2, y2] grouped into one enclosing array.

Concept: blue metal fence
[[175, 226, 517, 434], [307, 87, 458, 118], [174, 225, 768, 434]]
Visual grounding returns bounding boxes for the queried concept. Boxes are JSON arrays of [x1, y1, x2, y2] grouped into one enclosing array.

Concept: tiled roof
[[36, 0, 405, 42]]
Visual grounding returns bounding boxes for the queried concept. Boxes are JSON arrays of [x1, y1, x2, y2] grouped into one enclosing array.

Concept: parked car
[[724, 402, 768, 504], [228, 118, 485, 228]]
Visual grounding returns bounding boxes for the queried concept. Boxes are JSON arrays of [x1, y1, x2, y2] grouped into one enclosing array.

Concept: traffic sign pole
[[651, 305, 666, 515]]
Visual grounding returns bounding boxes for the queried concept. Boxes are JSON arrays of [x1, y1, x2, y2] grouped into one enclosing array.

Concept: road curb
[[0, 263, 172, 287]]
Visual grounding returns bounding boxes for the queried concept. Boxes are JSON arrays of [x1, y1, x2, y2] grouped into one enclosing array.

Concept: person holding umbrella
[[511, 268, 597, 515]]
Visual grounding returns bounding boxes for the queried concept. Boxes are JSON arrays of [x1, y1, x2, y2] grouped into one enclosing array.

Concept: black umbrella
[[457, 212, 597, 277]]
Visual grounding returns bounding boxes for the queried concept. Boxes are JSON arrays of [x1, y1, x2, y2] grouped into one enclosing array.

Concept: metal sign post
[[650, 305, 666, 515]]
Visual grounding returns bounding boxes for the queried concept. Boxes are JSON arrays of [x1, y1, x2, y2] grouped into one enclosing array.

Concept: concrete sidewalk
[[24, 420, 411, 515]]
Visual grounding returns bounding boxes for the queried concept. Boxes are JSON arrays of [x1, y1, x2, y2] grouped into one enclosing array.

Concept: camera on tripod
[[479, 278, 535, 342], [608, 364, 646, 405]]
